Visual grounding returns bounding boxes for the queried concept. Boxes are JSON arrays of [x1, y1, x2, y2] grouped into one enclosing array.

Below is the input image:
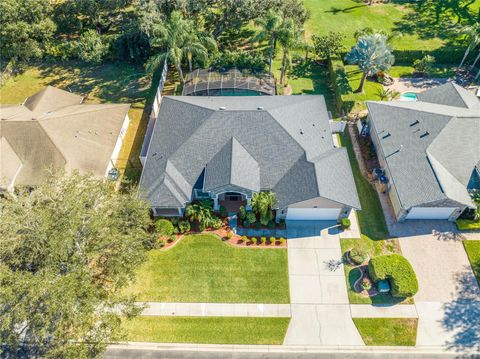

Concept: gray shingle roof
[[140, 96, 360, 209], [416, 82, 480, 109], [367, 83, 480, 209]]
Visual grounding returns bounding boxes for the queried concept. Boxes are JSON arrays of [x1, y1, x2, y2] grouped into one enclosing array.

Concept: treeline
[[0, 0, 308, 71]]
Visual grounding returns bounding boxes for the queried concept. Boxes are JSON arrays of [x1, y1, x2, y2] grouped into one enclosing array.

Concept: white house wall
[[105, 114, 130, 176]]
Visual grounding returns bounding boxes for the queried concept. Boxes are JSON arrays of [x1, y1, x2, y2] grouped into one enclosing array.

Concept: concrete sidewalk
[[139, 302, 291, 317], [350, 304, 418, 318]]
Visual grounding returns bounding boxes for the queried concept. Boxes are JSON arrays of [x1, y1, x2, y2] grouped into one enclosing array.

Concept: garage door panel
[[405, 207, 456, 220], [286, 208, 341, 220]]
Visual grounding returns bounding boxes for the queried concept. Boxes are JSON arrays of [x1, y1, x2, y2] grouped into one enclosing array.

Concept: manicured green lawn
[[123, 316, 290, 344], [0, 61, 153, 181], [387, 65, 455, 79], [340, 237, 413, 305], [124, 234, 290, 303], [464, 241, 480, 285], [353, 318, 418, 346], [303, 0, 479, 50], [456, 219, 480, 231], [340, 131, 388, 240]]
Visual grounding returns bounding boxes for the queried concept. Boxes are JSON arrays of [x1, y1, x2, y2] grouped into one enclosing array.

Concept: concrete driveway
[[399, 235, 480, 349], [284, 222, 363, 346]]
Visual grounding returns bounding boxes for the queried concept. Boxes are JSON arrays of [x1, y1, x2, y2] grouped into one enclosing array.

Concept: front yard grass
[[463, 241, 480, 286], [124, 234, 290, 303], [340, 237, 413, 305], [122, 316, 290, 344], [353, 318, 418, 346], [456, 219, 480, 231]]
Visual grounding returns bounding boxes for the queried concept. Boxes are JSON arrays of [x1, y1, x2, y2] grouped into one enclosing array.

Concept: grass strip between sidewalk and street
[[123, 316, 290, 344], [353, 318, 418, 346]]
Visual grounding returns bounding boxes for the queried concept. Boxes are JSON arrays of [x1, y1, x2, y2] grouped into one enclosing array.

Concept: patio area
[[384, 77, 449, 94]]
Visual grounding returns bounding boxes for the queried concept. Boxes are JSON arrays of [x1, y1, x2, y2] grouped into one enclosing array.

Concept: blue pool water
[[400, 92, 418, 101]]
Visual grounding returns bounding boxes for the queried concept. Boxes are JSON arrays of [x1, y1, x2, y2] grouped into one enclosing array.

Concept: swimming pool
[[400, 92, 418, 101]]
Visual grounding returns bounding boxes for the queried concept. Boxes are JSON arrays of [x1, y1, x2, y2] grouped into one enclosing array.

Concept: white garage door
[[286, 208, 341, 220], [405, 207, 457, 220]]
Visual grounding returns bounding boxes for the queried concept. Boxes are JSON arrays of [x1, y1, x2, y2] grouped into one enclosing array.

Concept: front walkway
[[140, 302, 290, 317], [284, 225, 364, 346]]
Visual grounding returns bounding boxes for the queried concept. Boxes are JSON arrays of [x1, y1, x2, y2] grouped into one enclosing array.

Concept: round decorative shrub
[[279, 237, 286, 245], [226, 231, 234, 239], [368, 254, 419, 298], [341, 218, 351, 229], [251, 237, 258, 245], [209, 218, 223, 230], [241, 235, 248, 243], [349, 248, 368, 265], [261, 236, 267, 245], [155, 219, 174, 236], [177, 220, 191, 234], [270, 237, 276, 245]]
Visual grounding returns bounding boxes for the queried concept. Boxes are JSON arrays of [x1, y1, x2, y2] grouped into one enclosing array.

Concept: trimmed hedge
[[368, 254, 418, 298], [155, 219, 175, 236]]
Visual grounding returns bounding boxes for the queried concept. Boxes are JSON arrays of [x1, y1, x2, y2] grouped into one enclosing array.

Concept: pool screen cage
[[182, 68, 276, 96]]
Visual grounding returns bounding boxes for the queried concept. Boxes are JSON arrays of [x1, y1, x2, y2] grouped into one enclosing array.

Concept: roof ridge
[[37, 103, 130, 120]]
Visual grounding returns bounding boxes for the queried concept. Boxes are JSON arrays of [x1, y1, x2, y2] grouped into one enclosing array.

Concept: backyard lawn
[[464, 241, 480, 285], [124, 234, 290, 303], [353, 318, 418, 346], [303, 0, 479, 50], [123, 316, 290, 344], [0, 61, 153, 182]]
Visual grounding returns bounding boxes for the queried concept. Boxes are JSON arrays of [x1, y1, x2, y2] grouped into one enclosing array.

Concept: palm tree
[[345, 34, 395, 93], [251, 191, 277, 226], [459, 24, 480, 68], [253, 10, 282, 74], [277, 19, 304, 84], [147, 11, 210, 84]]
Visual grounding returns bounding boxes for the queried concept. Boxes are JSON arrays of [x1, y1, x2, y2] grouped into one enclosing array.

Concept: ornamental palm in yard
[[459, 23, 480, 68], [251, 191, 277, 226], [345, 34, 395, 93], [253, 9, 282, 74], [147, 11, 211, 84], [277, 18, 304, 84]]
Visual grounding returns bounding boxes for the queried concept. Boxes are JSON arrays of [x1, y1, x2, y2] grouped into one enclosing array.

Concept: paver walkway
[[139, 302, 291, 317], [284, 224, 364, 346]]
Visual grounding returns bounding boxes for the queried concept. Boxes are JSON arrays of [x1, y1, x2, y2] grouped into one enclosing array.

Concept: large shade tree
[[459, 23, 480, 68], [345, 34, 395, 93], [0, 172, 152, 358]]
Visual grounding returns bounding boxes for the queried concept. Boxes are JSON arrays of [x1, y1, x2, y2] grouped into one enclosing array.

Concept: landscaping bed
[[353, 318, 418, 346], [340, 237, 414, 305], [464, 241, 480, 285], [124, 234, 290, 303], [123, 316, 290, 344]]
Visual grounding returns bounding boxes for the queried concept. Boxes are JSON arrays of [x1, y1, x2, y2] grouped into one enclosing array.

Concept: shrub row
[[236, 236, 286, 246], [368, 254, 419, 298]]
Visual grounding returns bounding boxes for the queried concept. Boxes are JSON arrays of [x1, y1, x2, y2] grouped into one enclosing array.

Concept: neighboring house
[[139, 95, 360, 221], [0, 86, 130, 190], [366, 82, 480, 222]]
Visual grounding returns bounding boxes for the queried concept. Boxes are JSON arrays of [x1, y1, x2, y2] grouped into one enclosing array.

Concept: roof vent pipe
[[219, 106, 226, 110], [257, 106, 264, 110]]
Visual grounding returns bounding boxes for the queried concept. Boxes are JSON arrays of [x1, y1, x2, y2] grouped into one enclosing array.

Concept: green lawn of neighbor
[[464, 241, 480, 285], [0, 61, 153, 182], [353, 318, 418, 346], [123, 316, 290, 344], [456, 219, 480, 231], [303, 0, 479, 50], [340, 237, 413, 305], [124, 234, 290, 303], [340, 131, 388, 240]]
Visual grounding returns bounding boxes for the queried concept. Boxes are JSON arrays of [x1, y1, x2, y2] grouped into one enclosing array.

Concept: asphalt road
[[105, 348, 480, 359]]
